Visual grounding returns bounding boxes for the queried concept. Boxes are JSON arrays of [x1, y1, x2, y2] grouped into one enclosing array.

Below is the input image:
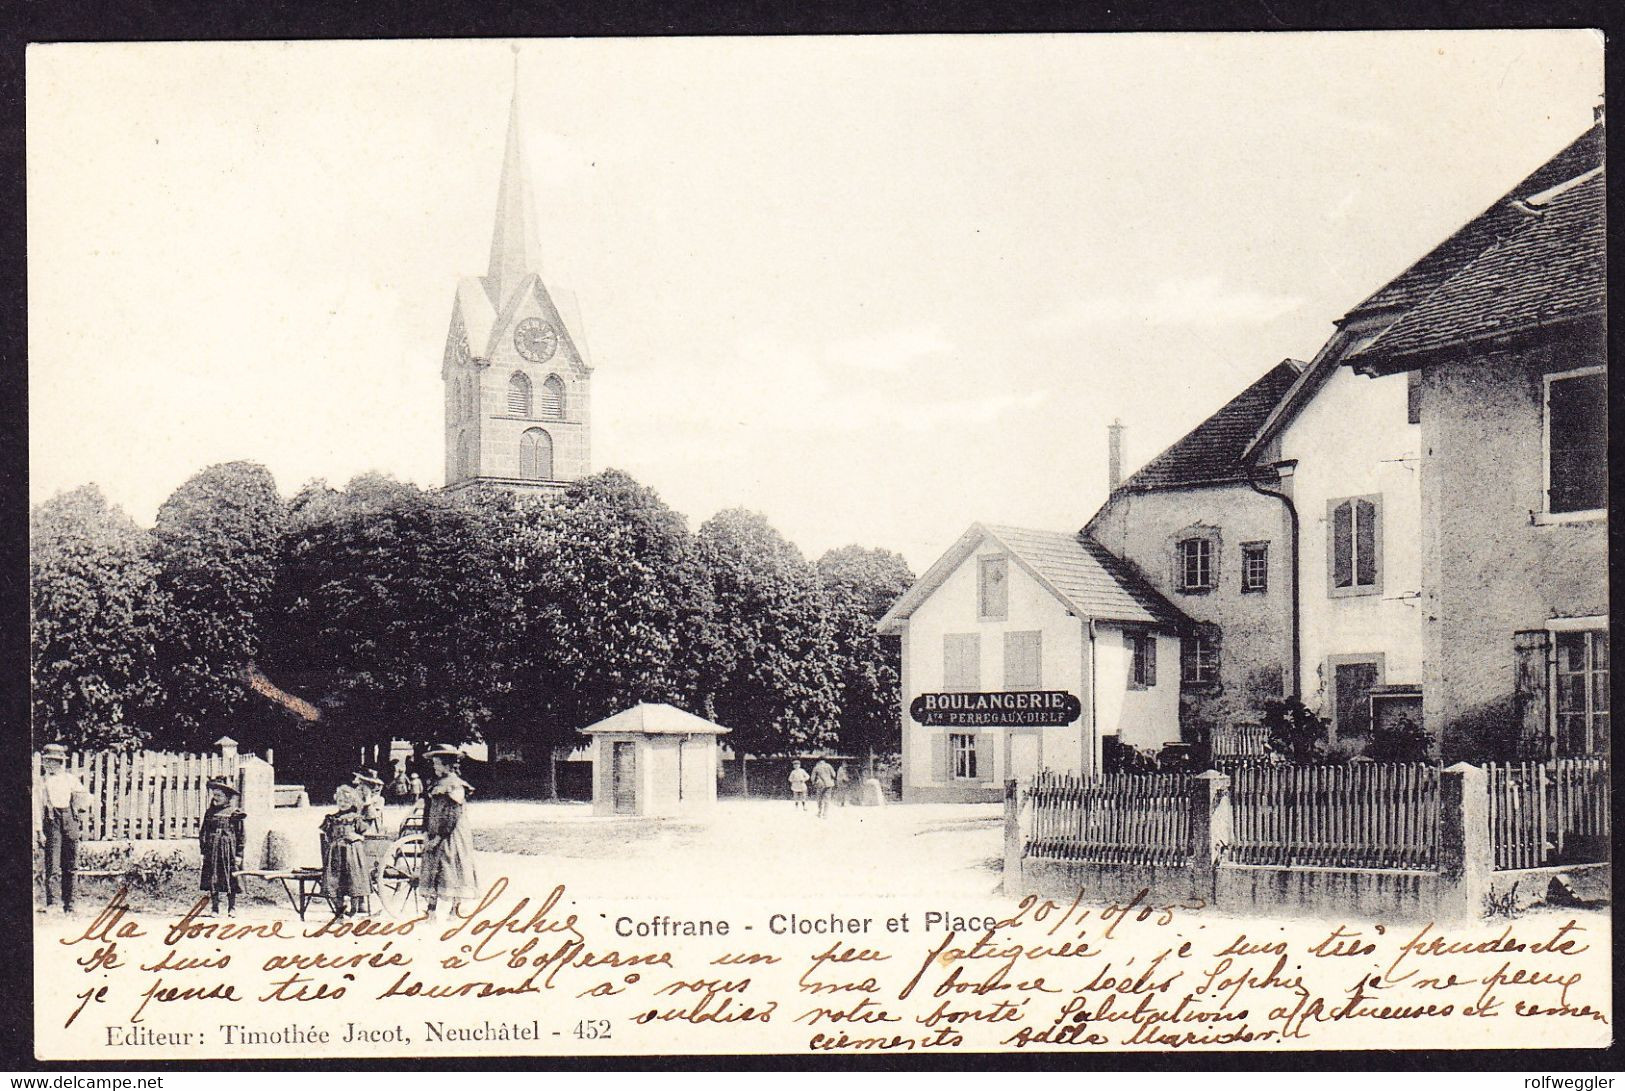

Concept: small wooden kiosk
[[581, 703, 730, 817]]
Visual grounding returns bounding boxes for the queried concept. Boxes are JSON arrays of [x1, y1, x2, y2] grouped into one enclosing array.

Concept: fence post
[[1438, 762, 1491, 920], [1002, 779, 1024, 897], [1189, 769, 1232, 906], [238, 755, 275, 870]]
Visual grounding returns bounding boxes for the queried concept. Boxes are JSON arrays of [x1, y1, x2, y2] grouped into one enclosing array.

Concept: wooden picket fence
[[32, 749, 241, 841], [1024, 770, 1193, 866], [1229, 762, 1440, 870], [1210, 722, 1271, 768], [1486, 758, 1610, 871]]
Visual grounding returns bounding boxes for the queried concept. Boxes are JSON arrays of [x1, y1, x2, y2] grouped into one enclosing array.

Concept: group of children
[[43, 740, 481, 922]]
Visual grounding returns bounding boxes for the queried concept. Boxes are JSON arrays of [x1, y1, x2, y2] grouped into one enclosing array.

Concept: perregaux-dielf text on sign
[[909, 691, 1082, 727]]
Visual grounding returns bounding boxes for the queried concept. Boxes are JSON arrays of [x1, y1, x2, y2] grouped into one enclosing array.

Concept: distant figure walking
[[835, 763, 851, 807], [36, 743, 90, 913], [419, 744, 478, 919], [199, 776, 245, 917], [812, 758, 836, 818], [788, 761, 810, 810]]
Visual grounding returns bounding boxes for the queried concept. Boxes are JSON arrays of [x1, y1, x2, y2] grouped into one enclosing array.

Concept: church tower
[[443, 57, 591, 493]]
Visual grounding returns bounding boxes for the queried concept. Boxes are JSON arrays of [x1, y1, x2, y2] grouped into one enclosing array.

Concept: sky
[[27, 33, 1603, 572]]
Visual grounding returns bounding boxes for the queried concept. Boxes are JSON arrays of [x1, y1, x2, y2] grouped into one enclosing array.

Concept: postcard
[[27, 32, 1610, 1060]]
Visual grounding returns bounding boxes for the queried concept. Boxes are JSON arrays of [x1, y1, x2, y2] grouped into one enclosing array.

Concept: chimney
[[1107, 418, 1125, 492]]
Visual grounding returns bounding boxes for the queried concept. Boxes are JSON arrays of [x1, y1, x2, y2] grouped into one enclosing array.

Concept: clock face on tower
[[514, 317, 559, 363]]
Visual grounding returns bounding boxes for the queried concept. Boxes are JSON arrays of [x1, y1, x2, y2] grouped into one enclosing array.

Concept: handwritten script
[[37, 880, 1611, 1057]]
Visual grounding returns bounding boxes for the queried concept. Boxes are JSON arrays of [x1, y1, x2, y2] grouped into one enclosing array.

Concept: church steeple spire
[[485, 46, 544, 309]]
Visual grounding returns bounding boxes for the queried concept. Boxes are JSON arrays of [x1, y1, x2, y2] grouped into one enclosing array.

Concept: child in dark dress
[[322, 784, 371, 918], [199, 778, 244, 917]]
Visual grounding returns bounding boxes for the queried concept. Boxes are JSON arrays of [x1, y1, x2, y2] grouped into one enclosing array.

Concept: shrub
[[1260, 697, 1329, 763], [1364, 714, 1434, 763]]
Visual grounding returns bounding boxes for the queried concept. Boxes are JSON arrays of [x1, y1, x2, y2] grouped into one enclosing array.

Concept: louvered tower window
[[541, 375, 565, 419], [507, 372, 532, 416]]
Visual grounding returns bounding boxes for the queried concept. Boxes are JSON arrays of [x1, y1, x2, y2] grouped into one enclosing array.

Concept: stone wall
[[1418, 332, 1607, 760]]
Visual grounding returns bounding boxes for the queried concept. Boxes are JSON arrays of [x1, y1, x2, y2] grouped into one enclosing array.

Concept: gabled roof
[[581, 702, 730, 736], [1114, 360, 1304, 494], [1347, 167, 1603, 366], [1341, 122, 1602, 323], [1242, 119, 1603, 458], [876, 523, 1189, 635]]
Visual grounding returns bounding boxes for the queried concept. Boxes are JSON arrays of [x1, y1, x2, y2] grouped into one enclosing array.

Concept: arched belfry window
[[520, 428, 553, 481], [541, 375, 566, 420], [507, 372, 532, 416]]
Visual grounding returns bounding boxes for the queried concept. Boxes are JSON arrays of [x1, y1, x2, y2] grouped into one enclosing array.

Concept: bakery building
[[877, 523, 1189, 802]]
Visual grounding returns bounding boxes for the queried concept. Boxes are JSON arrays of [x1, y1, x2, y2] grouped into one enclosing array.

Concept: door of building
[[611, 741, 637, 814]]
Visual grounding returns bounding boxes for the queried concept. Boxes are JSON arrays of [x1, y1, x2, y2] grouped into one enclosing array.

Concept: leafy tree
[[148, 461, 286, 748], [699, 508, 839, 788], [816, 545, 914, 773], [262, 474, 505, 761], [472, 471, 723, 797], [30, 486, 165, 749]]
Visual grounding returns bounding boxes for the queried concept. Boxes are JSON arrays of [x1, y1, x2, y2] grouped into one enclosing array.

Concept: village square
[[30, 38, 1608, 930]]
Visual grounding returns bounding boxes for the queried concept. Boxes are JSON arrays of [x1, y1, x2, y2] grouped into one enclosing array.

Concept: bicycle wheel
[[376, 834, 425, 918]]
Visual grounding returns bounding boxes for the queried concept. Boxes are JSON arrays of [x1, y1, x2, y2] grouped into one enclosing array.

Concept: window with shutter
[[943, 633, 980, 692], [1513, 629, 1551, 758], [1128, 632, 1156, 689], [1555, 629, 1609, 756], [1328, 495, 1381, 596], [1004, 631, 1041, 690], [1181, 634, 1219, 685], [519, 428, 553, 481], [1329, 657, 1382, 740], [541, 375, 566, 420], [930, 733, 949, 783], [1406, 369, 1422, 425], [507, 372, 533, 416], [1546, 369, 1606, 515], [1241, 542, 1269, 593], [1176, 538, 1213, 591], [950, 733, 978, 780], [978, 556, 1008, 619]]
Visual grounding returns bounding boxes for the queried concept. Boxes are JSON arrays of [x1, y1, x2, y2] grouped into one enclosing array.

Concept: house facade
[[1346, 127, 1606, 762], [1084, 362, 1302, 738], [878, 524, 1186, 802]]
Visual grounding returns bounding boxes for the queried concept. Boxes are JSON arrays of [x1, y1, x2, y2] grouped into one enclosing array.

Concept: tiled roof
[[581, 702, 729, 735], [1114, 360, 1304, 493], [981, 525, 1189, 630], [875, 523, 1190, 634], [1349, 167, 1604, 362], [1344, 122, 1602, 320]]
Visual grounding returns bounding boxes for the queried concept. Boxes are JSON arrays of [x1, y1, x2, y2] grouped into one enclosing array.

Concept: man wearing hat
[[36, 743, 89, 912]]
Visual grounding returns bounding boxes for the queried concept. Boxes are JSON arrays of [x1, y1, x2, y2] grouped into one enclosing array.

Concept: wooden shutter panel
[[931, 733, 949, 783], [1355, 499, 1377, 587], [1144, 635, 1157, 687], [1513, 629, 1551, 757], [974, 734, 992, 783], [1332, 501, 1353, 587]]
